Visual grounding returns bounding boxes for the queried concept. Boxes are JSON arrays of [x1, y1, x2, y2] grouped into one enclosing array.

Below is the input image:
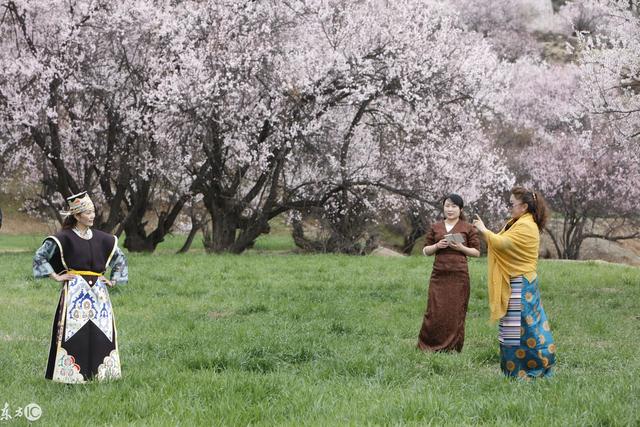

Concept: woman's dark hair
[[442, 193, 465, 220], [511, 186, 548, 230], [62, 215, 78, 230]]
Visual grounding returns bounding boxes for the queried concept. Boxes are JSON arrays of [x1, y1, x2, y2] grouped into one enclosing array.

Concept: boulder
[[370, 246, 406, 257]]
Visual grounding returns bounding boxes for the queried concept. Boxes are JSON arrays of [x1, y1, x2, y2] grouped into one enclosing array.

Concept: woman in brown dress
[[418, 194, 480, 352]]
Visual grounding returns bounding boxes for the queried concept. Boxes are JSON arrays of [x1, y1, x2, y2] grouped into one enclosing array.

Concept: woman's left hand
[[99, 275, 115, 287], [449, 242, 465, 252]]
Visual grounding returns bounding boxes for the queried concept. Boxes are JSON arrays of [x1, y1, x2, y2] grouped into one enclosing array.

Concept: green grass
[[0, 234, 639, 426]]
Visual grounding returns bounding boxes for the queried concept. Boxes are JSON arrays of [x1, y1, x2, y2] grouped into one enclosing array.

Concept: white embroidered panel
[[64, 275, 114, 342], [52, 347, 85, 384], [97, 349, 122, 381]]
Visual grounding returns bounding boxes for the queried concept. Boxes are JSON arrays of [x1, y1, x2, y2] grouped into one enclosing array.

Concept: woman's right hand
[[50, 272, 76, 283], [473, 215, 488, 234], [434, 239, 449, 249]]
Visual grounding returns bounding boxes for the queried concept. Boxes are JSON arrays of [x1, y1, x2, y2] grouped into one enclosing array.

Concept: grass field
[[1, 233, 639, 426]]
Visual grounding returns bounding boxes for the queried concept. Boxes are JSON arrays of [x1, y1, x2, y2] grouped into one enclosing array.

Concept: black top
[[45, 228, 117, 274]]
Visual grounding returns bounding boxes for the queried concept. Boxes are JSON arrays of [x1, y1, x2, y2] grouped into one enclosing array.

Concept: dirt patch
[[0, 210, 52, 235], [208, 311, 232, 319]]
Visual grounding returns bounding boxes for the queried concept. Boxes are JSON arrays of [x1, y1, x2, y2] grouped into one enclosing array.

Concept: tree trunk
[[292, 217, 327, 252], [291, 214, 377, 255], [401, 212, 428, 255], [231, 217, 270, 253], [202, 207, 272, 253], [122, 226, 157, 252], [177, 223, 202, 254], [117, 180, 189, 252], [203, 207, 240, 253]]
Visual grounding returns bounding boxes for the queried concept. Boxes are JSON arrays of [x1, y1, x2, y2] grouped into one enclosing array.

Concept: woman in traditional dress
[[33, 192, 128, 383], [473, 187, 556, 379], [417, 194, 480, 352]]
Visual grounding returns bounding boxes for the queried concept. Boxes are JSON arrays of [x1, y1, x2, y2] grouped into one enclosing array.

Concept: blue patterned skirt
[[499, 275, 556, 379]]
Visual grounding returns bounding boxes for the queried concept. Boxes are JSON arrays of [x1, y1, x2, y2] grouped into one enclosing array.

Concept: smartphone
[[444, 233, 464, 244]]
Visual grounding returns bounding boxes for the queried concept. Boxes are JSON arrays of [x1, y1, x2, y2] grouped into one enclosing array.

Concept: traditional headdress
[[61, 191, 94, 216]]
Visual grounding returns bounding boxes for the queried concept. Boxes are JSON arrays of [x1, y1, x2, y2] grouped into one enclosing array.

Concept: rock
[[540, 233, 640, 266], [370, 246, 406, 257], [579, 238, 640, 267]]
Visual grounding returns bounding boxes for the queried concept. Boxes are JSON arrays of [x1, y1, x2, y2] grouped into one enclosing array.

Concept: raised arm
[[473, 215, 513, 251]]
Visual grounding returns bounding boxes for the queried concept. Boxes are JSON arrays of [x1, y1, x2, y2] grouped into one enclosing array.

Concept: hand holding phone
[[472, 215, 487, 234], [444, 233, 464, 244]]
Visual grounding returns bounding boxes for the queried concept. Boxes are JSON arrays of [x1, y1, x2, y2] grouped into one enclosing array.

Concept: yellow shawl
[[485, 212, 539, 321]]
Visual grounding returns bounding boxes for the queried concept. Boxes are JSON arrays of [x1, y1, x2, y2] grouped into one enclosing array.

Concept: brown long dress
[[417, 220, 480, 352]]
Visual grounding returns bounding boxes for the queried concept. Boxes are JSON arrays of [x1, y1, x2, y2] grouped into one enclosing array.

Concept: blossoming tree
[[0, 0, 190, 251]]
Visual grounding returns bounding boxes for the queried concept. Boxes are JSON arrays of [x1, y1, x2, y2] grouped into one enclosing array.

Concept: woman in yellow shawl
[[473, 187, 556, 379]]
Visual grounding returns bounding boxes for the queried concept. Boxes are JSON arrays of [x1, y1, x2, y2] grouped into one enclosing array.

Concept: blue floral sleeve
[[33, 239, 56, 278], [109, 246, 128, 285]]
